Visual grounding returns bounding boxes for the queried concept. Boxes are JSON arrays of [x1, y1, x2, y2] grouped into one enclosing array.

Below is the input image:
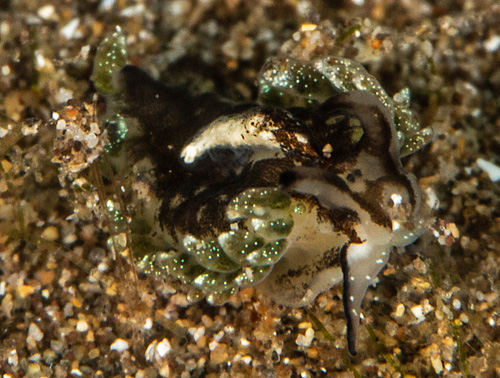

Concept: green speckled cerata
[[93, 29, 430, 355]]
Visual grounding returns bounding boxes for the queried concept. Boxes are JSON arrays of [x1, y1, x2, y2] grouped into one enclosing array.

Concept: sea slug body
[[91, 29, 430, 355]]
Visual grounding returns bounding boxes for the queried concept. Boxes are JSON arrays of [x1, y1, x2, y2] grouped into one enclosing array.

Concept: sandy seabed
[[1, 0, 500, 377]]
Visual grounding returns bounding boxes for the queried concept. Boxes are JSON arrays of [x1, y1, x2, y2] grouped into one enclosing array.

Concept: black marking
[[279, 170, 298, 188], [340, 243, 358, 356]]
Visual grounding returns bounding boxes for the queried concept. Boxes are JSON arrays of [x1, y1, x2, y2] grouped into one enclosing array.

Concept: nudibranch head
[[90, 29, 429, 355]]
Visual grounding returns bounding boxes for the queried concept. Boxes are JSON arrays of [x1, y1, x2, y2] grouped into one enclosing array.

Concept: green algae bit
[[93, 26, 127, 95]]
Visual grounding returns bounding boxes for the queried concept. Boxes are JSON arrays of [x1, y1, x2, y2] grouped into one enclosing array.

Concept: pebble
[[39, 270, 55, 285], [430, 354, 444, 374], [88, 348, 100, 359], [158, 362, 171, 377], [76, 318, 89, 332], [41, 226, 59, 241], [214, 330, 225, 342], [144, 317, 153, 330], [1, 159, 12, 172], [145, 340, 157, 362], [72, 298, 83, 308], [60, 18, 80, 40], [71, 367, 84, 377], [484, 35, 500, 52], [8, 349, 18, 366], [27, 363, 42, 375], [37, 4, 57, 21], [28, 352, 41, 362], [43, 349, 57, 364], [156, 338, 172, 358], [410, 305, 425, 322], [295, 328, 315, 347], [476, 158, 500, 182], [28, 323, 44, 342], [188, 326, 205, 342], [394, 303, 405, 318], [17, 284, 35, 298], [110, 338, 129, 353], [210, 343, 229, 364]]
